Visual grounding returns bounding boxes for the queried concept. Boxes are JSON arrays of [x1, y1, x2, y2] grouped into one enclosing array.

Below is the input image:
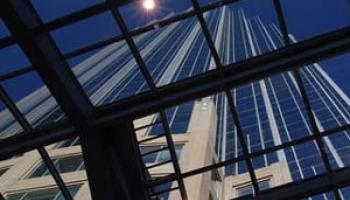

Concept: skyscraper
[[0, 5, 349, 200]]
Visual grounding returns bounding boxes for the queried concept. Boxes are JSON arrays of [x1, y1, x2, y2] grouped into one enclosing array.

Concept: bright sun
[[143, 0, 155, 10]]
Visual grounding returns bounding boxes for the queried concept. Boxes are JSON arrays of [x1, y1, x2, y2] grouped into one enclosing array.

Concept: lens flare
[[143, 0, 155, 10]]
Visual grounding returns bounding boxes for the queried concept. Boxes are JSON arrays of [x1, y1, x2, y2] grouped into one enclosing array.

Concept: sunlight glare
[[143, 0, 155, 10]]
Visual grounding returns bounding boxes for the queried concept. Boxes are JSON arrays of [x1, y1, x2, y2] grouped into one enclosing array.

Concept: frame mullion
[[272, 0, 290, 46], [159, 111, 188, 199]]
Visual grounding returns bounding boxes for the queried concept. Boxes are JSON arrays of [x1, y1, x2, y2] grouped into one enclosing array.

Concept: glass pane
[[133, 16, 215, 87], [5, 185, 81, 200], [0, 19, 10, 38], [281, 0, 350, 41], [236, 185, 253, 197], [158, 145, 183, 163], [30, 0, 103, 22], [0, 45, 30, 76], [322, 131, 350, 170], [66, 48, 101, 68], [301, 54, 350, 132], [24, 188, 58, 200], [119, 0, 193, 30], [236, 180, 269, 196], [305, 191, 335, 200], [148, 102, 195, 135], [198, 0, 219, 6], [0, 100, 24, 139], [6, 194, 24, 200], [2, 71, 66, 128], [205, 0, 283, 66], [280, 141, 326, 182], [27, 155, 84, 178], [150, 181, 179, 200], [51, 11, 120, 53], [55, 155, 84, 173], [0, 167, 9, 177], [56, 137, 80, 148], [28, 162, 48, 178], [141, 146, 159, 163], [258, 180, 270, 191], [55, 185, 81, 200], [69, 39, 151, 106]]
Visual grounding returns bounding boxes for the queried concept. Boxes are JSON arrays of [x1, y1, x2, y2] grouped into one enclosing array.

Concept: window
[[56, 137, 80, 148], [236, 180, 271, 197], [27, 155, 84, 178], [140, 145, 183, 164], [151, 182, 172, 200], [0, 167, 9, 177], [149, 102, 195, 135], [5, 185, 81, 200]]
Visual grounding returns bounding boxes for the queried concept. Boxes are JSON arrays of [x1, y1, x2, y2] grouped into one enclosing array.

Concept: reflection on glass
[[236, 179, 270, 197], [2, 72, 66, 129], [140, 145, 183, 164], [27, 155, 84, 178], [5, 185, 81, 200]]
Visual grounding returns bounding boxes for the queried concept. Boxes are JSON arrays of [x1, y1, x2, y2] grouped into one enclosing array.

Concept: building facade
[[0, 6, 349, 200]]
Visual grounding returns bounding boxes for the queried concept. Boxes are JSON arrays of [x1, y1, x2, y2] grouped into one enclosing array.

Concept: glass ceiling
[[0, 0, 350, 199]]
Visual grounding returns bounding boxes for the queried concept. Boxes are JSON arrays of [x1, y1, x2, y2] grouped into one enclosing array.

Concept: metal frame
[[0, 0, 349, 199]]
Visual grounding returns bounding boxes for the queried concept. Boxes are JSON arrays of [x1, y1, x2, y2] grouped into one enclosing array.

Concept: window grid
[[0, 0, 349, 199], [27, 155, 84, 179]]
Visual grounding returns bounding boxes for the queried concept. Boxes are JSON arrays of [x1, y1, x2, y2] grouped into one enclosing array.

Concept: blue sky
[[0, 0, 349, 102]]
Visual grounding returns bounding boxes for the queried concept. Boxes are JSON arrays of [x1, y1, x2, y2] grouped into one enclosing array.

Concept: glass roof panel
[[300, 55, 350, 132], [30, 0, 104, 22], [69, 40, 151, 106], [205, 0, 284, 66], [321, 131, 350, 171], [51, 11, 121, 53], [0, 100, 24, 140], [119, 0, 193, 31], [43, 141, 88, 199], [0, 45, 30, 76], [262, 140, 327, 191], [281, 0, 350, 41], [133, 16, 216, 87], [198, 0, 220, 6], [0, 19, 11, 38], [66, 48, 102, 68], [2, 71, 66, 129]]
